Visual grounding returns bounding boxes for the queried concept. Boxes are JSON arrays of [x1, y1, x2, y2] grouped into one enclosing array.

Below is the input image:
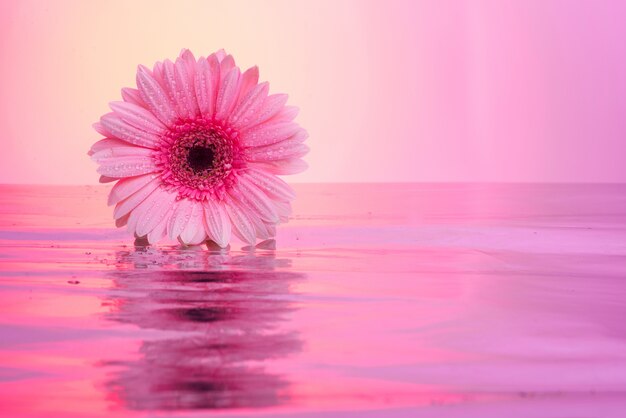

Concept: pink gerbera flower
[[89, 49, 308, 247]]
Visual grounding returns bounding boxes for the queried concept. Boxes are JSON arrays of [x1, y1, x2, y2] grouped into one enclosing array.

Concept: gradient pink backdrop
[[0, 0, 625, 184]]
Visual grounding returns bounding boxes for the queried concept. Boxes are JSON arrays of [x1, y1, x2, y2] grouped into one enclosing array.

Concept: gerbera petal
[[245, 138, 309, 162], [168, 198, 193, 240], [126, 185, 166, 236], [194, 56, 219, 118], [273, 105, 300, 122], [224, 196, 256, 245], [249, 159, 308, 175], [219, 54, 235, 76], [179, 201, 205, 244], [136, 187, 178, 237], [147, 207, 172, 244], [162, 60, 187, 118], [240, 121, 301, 148], [109, 101, 167, 134], [89, 138, 127, 156], [175, 56, 199, 118], [162, 59, 199, 119], [203, 199, 231, 248], [273, 200, 292, 223], [214, 49, 227, 62], [215, 67, 241, 121], [97, 156, 158, 178], [237, 66, 259, 104], [265, 222, 277, 238], [113, 177, 161, 220], [237, 208, 272, 240], [121, 87, 148, 108], [91, 145, 153, 162], [251, 128, 308, 152], [252, 218, 271, 240], [126, 206, 143, 237], [241, 93, 288, 129], [90, 49, 307, 248], [107, 173, 157, 206], [152, 61, 165, 84], [93, 122, 108, 137], [228, 186, 276, 240], [242, 104, 299, 133], [136, 65, 178, 125], [244, 168, 296, 201], [234, 176, 279, 222], [179, 49, 197, 77], [188, 226, 208, 245], [248, 210, 271, 240], [100, 113, 161, 149], [230, 82, 269, 130]]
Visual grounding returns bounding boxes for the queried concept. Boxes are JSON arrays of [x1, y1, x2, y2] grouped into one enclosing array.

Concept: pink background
[[0, 0, 625, 184]]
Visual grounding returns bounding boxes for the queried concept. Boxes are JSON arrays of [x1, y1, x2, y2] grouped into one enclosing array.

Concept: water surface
[[1, 183, 626, 417]]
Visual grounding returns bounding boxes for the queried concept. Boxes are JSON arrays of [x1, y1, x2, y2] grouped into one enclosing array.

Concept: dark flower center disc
[[187, 145, 215, 172]]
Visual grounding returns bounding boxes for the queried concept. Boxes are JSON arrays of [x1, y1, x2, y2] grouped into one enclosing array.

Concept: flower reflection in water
[[101, 246, 304, 411]]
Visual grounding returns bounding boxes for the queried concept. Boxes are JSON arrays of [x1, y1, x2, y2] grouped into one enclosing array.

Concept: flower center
[[186, 144, 215, 173], [155, 119, 244, 201]]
